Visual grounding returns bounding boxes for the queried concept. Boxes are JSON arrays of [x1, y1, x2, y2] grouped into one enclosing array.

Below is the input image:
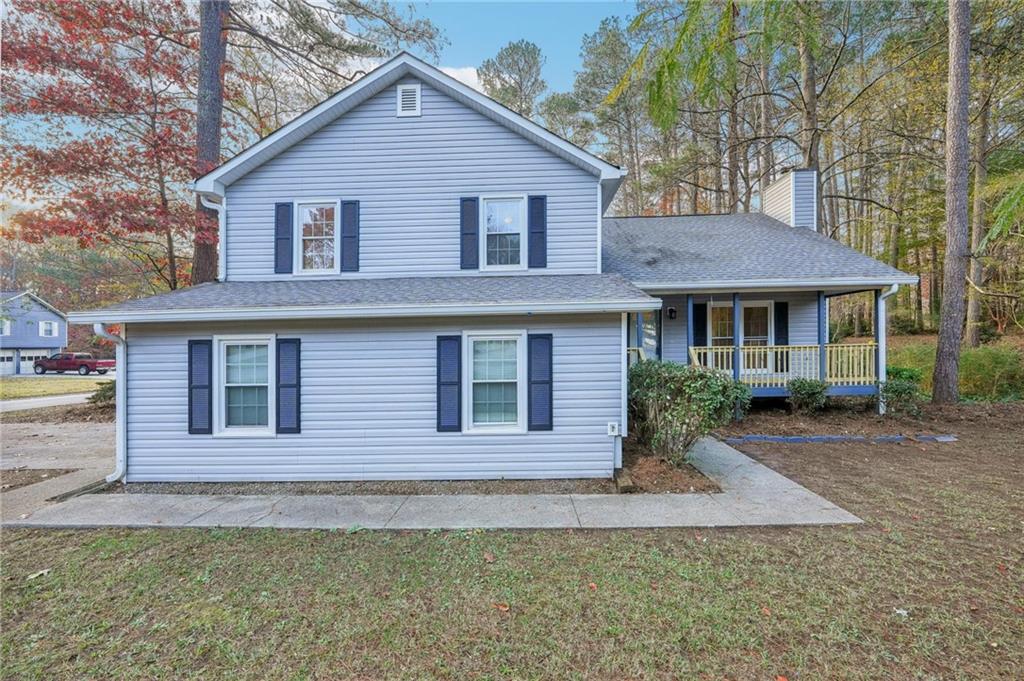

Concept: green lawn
[[0, 377, 104, 400], [2, 404, 1021, 679]]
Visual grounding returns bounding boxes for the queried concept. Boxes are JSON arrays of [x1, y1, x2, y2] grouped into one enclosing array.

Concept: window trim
[[461, 330, 528, 435], [293, 199, 341, 275], [212, 334, 277, 438], [396, 83, 421, 117], [479, 195, 528, 272], [38, 320, 59, 338]]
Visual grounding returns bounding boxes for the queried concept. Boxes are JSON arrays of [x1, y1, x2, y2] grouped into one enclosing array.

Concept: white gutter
[[635, 276, 918, 293], [93, 323, 126, 483], [69, 298, 662, 325], [198, 193, 226, 282]]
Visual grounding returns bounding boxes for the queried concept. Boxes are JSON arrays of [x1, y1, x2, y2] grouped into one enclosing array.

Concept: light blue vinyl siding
[[0, 296, 66, 351], [224, 78, 599, 280], [658, 292, 820, 364], [124, 314, 622, 481]]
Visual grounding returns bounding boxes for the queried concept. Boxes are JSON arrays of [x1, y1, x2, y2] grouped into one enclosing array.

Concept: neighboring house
[[71, 53, 914, 483], [0, 291, 67, 376]]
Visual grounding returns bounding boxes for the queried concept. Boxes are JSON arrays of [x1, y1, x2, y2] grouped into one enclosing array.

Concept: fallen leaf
[[493, 602, 510, 612], [483, 552, 496, 564], [997, 563, 1008, 573], [911, 514, 921, 521], [588, 582, 597, 591], [26, 569, 51, 581], [776, 676, 789, 681], [650, 582, 658, 591], [761, 606, 772, 617], [881, 527, 892, 533]]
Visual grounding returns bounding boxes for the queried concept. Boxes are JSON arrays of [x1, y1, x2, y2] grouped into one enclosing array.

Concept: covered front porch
[[628, 288, 891, 397]]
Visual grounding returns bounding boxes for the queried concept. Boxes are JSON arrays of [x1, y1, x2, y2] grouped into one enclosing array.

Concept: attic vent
[[396, 83, 421, 117]]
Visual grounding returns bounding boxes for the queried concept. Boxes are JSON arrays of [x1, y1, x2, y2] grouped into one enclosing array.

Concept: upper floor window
[[481, 196, 526, 270], [0, 319, 10, 336], [297, 202, 338, 274], [39, 320, 59, 337]]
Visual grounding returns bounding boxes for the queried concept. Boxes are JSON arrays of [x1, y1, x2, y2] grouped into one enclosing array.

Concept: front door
[[741, 304, 771, 373]]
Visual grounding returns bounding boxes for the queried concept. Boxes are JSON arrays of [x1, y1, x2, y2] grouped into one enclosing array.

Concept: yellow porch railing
[[826, 343, 876, 385], [687, 343, 877, 388]]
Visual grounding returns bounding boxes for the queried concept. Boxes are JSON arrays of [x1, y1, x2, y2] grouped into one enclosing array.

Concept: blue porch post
[[685, 294, 694, 365], [634, 313, 644, 357], [732, 293, 741, 381], [817, 291, 827, 381]]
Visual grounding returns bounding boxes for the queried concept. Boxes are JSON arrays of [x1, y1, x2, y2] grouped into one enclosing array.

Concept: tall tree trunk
[[932, 0, 972, 403], [192, 0, 230, 285], [797, 11, 822, 233], [758, 28, 773, 192], [726, 89, 740, 211], [965, 61, 991, 348]]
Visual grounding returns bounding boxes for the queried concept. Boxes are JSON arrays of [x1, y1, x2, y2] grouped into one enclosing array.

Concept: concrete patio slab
[[5, 437, 862, 530]]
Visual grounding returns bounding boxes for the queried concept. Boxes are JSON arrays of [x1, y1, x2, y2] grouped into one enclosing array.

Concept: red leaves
[[587, 582, 598, 591], [492, 602, 510, 613], [482, 552, 496, 564]]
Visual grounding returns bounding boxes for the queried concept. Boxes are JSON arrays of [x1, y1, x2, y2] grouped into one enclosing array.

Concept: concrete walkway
[[0, 392, 93, 413], [1, 423, 113, 522], [4, 438, 861, 530]]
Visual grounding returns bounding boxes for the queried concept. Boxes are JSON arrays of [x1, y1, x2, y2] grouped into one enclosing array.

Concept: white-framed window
[[295, 201, 340, 274], [39, 320, 59, 337], [463, 331, 527, 433], [213, 335, 276, 437], [0, 319, 10, 336], [706, 301, 774, 348], [396, 83, 421, 117], [480, 196, 527, 270]]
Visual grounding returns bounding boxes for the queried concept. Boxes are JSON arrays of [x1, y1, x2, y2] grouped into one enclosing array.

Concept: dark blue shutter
[[274, 202, 293, 274], [276, 338, 300, 434], [460, 197, 479, 270], [437, 335, 461, 431], [528, 195, 547, 268], [528, 333, 553, 431], [340, 200, 359, 272], [774, 302, 789, 345], [188, 340, 212, 434], [692, 303, 708, 346]]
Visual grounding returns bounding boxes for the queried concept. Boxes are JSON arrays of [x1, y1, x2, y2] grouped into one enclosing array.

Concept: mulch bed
[[0, 468, 75, 492], [0, 402, 114, 424], [622, 441, 720, 493]]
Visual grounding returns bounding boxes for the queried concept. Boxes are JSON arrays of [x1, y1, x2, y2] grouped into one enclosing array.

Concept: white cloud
[[440, 66, 482, 92]]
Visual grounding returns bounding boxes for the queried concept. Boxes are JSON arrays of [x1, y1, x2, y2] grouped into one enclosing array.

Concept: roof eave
[[633, 275, 919, 294], [68, 298, 661, 325]]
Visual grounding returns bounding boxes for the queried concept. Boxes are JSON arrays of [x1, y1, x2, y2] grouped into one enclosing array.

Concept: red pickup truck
[[34, 352, 115, 376]]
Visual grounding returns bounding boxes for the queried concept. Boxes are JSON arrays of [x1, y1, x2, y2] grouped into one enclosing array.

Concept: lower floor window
[[216, 336, 274, 434], [466, 333, 525, 430]]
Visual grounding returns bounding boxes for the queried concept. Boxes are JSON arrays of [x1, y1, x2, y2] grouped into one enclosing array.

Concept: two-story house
[[72, 54, 914, 483], [1, 291, 67, 375]]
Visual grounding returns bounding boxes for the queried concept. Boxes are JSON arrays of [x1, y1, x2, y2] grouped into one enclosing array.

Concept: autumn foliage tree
[[1, 0, 218, 290]]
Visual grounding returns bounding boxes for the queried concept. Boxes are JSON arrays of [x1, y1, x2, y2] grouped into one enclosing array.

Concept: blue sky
[[412, 1, 635, 92]]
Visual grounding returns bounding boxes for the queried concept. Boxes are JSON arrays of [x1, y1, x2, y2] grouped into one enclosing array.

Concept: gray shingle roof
[[603, 214, 916, 287], [70, 274, 658, 323]]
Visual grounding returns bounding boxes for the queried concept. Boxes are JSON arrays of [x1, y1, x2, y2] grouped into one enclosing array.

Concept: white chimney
[[762, 168, 818, 230]]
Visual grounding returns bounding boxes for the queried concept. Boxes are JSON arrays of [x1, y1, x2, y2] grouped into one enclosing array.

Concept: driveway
[[0, 393, 94, 413], [1, 422, 113, 522]]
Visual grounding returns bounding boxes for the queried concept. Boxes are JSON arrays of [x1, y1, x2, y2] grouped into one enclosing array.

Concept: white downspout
[[877, 284, 899, 415], [199, 193, 226, 281], [94, 323, 127, 482]]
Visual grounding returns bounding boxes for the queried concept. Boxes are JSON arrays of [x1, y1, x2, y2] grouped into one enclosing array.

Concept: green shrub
[[787, 378, 828, 414], [889, 342, 1023, 400], [887, 366, 923, 384], [88, 380, 115, 405], [629, 361, 751, 466], [882, 378, 923, 416]]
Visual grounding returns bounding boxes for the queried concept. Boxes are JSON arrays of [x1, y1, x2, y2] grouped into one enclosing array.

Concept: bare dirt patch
[[0, 402, 114, 424], [714, 399, 1021, 438], [0, 469, 75, 492]]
